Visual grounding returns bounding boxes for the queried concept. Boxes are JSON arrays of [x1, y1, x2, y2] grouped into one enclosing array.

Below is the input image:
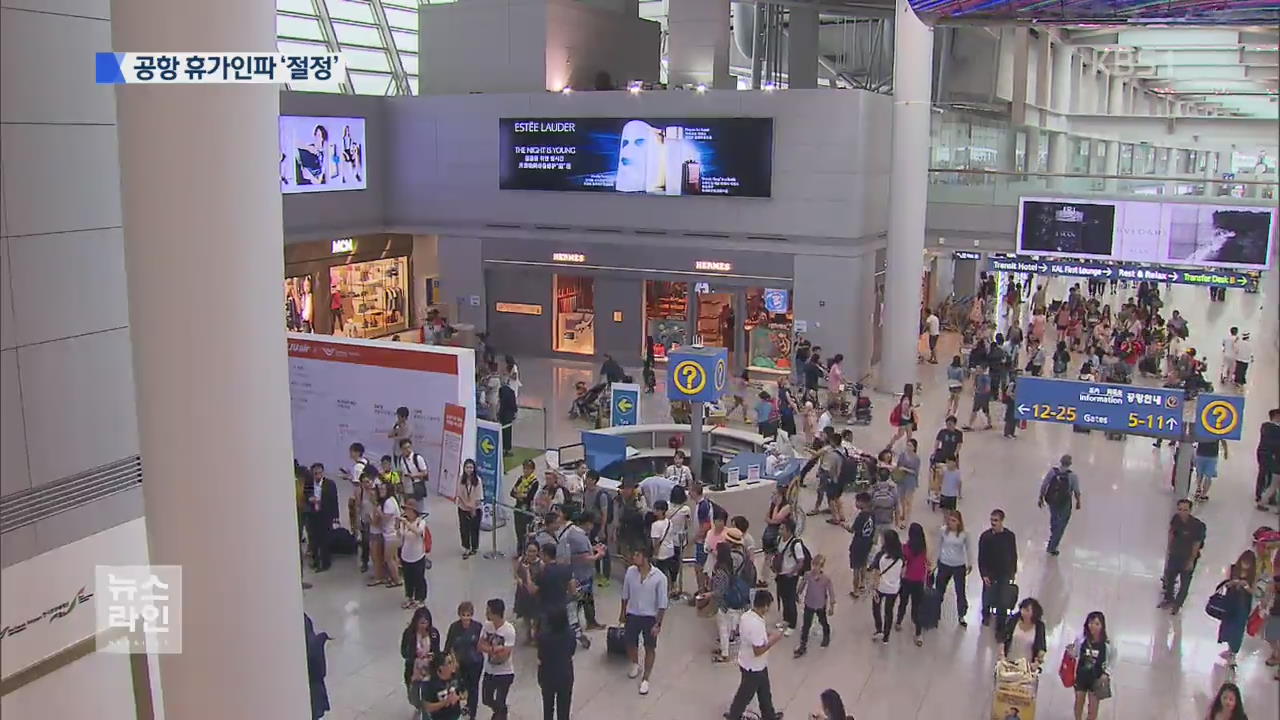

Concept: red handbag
[[1058, 648, 1078, 688], [1246, 607, 1265, 637]]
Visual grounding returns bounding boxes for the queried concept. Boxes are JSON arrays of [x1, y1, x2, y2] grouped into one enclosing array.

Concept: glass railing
[[928, 169, 1279, 205]]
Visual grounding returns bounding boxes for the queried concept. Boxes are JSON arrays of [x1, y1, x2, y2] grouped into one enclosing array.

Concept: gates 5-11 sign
[[1014, 377, 1185, 438]]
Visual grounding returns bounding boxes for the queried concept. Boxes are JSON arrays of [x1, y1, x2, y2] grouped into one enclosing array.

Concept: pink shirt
[[902, 544, 928, 582]]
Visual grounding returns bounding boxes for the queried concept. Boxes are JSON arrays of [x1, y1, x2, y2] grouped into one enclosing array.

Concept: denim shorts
[[1194, 455, 1218, 479], [624, 613, 658, 649]]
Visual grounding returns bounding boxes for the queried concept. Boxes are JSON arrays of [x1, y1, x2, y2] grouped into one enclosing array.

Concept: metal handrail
[[928, 168, 1277, 186]]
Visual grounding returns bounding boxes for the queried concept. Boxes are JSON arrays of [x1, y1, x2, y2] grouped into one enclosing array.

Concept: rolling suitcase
[[918, 583, 942, 631], [606, 626, 627, 658]]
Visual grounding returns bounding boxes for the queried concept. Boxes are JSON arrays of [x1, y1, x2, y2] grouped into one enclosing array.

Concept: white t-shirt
[[926, 314, 940, 336], [561, 471, 584, 496], [873, 552, 902, 595], [737, 610, 770, 672], [779, 537, 807, 576], [665, 463, 693, 487], [350, 457, 370, 486], [668, 504, 692, 549], [817, 411, 833, 432], [650, 518, 676, 560], [399, 517, 427, 563], [481, 620, 517, 675], [381, 497, 401, 540]]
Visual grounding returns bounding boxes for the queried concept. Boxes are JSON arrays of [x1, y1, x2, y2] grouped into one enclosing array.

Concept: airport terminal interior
[[1, 1, 1279, 720]]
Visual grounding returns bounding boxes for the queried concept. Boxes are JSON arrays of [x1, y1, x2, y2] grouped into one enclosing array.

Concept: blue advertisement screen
[[499, 117, 773, 198]]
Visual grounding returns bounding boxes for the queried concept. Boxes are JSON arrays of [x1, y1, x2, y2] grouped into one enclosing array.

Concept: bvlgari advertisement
[[499, 117, 774, 198]]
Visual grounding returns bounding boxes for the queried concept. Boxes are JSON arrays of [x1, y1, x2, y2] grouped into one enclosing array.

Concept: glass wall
[[644, 280, 688, 360], [744, 288, 793, 372], [553, 275, 595, 355], [695, 292, 735, 353], [329, 256, 409, 338]]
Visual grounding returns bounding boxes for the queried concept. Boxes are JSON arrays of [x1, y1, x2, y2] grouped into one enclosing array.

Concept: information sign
[[1014, 377, 1185, 438], [666, 347, 729, 403], [1193, 394, 1245, 441], [610, 383, 640, 427]]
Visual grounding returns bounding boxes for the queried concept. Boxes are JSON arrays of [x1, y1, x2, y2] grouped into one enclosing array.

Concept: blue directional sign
[[666, 346, 729, 403], [475, 419, 504, 531], [610, 382, 640, 427], [763, 288, 790, 313], [988, 255, 1251, 289], [1014, 377, 1186, 438], [1193, 393, 1245, 441]]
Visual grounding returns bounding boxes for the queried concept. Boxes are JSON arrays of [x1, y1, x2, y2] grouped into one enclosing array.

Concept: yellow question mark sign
[[1199, 400, 1238, 437], [673, 360, 707, 395]]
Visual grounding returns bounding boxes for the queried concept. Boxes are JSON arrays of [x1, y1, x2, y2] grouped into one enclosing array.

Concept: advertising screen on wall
[[280, 115, 366, 194], [1017, 197, 1276, 270], [499, 117, 773, 198]]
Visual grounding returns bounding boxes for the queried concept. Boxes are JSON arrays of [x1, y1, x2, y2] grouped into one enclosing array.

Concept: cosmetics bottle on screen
[[682, 160, 702, 195], [664, 126, 684, 196]]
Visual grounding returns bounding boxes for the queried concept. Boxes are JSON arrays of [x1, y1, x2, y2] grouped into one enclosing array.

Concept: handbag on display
[[1058, 647, 1077, 688]]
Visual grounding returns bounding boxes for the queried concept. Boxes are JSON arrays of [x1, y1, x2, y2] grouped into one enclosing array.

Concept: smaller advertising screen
[[1017, 197, 1275, 271], [499, 117, 773, 198], [280, 115, 366, 194]]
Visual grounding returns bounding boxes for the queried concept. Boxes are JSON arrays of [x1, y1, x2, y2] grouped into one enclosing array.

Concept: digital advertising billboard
[[1017, 197, 1275, 271], [499, 117, 774, 198], [280, 115, 366, 194]]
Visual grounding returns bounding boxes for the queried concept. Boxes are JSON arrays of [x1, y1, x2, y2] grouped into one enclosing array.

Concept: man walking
[[925, 308, 941, 364], [619, 546, 668, 696], [724, 590, 783, 720], [1037, 455, 1082, 556], [1158, 499, 1206, 614], [978, 509, 1017, 632], [1256, 409, 1280, 508]]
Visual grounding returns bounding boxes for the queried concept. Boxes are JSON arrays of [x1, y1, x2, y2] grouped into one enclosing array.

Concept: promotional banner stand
[[475, 420, 506, 560]]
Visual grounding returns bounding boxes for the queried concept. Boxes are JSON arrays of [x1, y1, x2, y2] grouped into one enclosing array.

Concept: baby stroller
[[570, 381, 608, 420], [850, 381, 873, 425]]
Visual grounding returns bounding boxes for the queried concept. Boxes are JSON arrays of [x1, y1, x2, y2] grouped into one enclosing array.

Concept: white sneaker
[[627, 664, 641, 679], [638, 680, 650, 695], [783, 628, 793, 637], [774, 622, 788, 630]]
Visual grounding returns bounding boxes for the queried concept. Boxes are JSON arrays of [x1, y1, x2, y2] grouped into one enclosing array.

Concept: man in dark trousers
[[498, 379, 518, 457], [1158, 499, 1206, 614], [311, 464, 340, 572], [1256, 408, 1280, 506], [724, 590, 783, 720], [978, 508, 1018, 633]]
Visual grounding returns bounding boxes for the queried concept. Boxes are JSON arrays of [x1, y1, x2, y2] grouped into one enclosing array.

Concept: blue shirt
[[974, 373, 992, 397], [941, 468, 962, 497], [754, 399, 773, 423], [621, 565, 669, 617]]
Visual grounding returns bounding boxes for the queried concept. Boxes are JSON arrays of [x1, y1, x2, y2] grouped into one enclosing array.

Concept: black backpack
[[1044, 469, 1071, 507]]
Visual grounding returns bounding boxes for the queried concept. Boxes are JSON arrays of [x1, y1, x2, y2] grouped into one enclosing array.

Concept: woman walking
[[399, 503, 429, 609], [1069, 611, 1115, 720], [886, 384, 918, 449], [999, 598, 1046, 668], [934, 510, 972, 627], [457, 459, 483, 558], [1216, 550, 1257, 670], [761, 484, 793, 587], [894, 440, 921, 530], [869, 528, 903, 644], [400, 607, 441, 707], [894, 522, 930, 647], [945, 356, 965, 418]]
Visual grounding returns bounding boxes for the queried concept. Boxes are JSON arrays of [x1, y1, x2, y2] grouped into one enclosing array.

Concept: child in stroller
[[570, 381, 608, 420]]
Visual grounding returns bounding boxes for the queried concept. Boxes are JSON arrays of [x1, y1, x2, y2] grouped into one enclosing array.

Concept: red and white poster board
[[437, 403, 467, 500]]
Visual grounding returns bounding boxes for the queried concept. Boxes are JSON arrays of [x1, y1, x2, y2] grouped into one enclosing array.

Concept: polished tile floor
[[304, 280, 1279, 720]]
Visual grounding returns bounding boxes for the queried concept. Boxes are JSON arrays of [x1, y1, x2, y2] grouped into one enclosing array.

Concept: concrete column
[[1048, 132, 1068, 187], [1025, 130, 1042, 173], [1108, 75, 1125, 114], [1103, 140, 1120, 192], [999, 130, 1020, 172], [668, 0, 733, 89], [878, 0, 932, 393], [112, 0, 309, 717], [1052, 41, 1073, 114], [786, 5, 819, 89], [1034, 33, 1051, 108], [1010, 28, 1029, 124]]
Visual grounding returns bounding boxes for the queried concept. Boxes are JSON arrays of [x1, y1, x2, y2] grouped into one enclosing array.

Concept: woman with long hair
[[934, 509, 972, 627], [400, 606, 441, 707], [398, 502, 429, 609], [1206, 682, 1248, 720], [895, 522, 930, 646], [869, 528, 903, 644], [999, 597, 1047, 669], [1217, 550, 1257, 669], [378, 481, 403, 587], [886, 383, 917, 449], [456, 459, 482, 558], [811, 688, 852, 720], [761, 482, 793, 587], [894, 439, 921, 530], [1070, 611, 1115, 720]]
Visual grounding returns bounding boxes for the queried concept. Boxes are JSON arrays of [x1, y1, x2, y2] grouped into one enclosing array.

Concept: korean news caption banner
[[1014, 377, 1186, 439], [475, 420, 504, 531], [499, 118, 774, 197], [1017, 197, 1276, 271], [286, 335, 477, 508], [96, 52, 344, 85]]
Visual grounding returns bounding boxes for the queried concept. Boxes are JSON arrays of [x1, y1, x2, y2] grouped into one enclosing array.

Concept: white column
[[112, 0, 310, 717], [1103, 140, 1120, 192], [786, 5, 819, 89], [668, 0, 732, 89], [878, 0, 932, 393], [1048, 132, 1068, 187], [1052, 41, 1073, 114], [1108, 75, 1125, 114]]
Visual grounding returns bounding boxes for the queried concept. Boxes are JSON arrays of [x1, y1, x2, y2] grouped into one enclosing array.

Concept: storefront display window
[[285, 274, 315, 332], [554, 275, 595, 355], [744, 288, 792, 371], [644, 281, 688, 359], [695, 291, 735, 352], [328, 257, 409, 339]]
